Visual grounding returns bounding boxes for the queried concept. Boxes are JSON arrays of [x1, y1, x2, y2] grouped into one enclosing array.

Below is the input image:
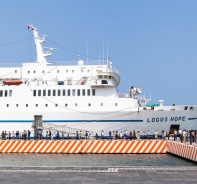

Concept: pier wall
[[167, 141, 197, 162], [0, 140, 166, 154]]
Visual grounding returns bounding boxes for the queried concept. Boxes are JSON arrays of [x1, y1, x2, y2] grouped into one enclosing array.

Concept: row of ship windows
[[0, 89, 96, 97], [33, 89, 96, 97], [0, 90, 12, 97], [5, 103, 118, 107]]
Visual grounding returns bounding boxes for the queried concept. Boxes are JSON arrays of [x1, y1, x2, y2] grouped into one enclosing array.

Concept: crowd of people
[[173, 129, 197, 144], [0, 129, 196, 144]]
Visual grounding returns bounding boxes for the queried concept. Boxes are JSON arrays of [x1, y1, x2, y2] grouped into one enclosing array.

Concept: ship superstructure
[[0, 25, 196, 135]]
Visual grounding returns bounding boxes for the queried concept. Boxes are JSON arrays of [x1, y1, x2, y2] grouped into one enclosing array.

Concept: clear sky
[[0, 0, 197, 105]]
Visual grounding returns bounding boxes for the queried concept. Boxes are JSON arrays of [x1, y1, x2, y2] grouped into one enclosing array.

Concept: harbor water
[[0, 154, 197, 167]]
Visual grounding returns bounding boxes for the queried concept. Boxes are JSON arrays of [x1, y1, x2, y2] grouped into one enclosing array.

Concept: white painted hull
[[1, 108, 197, 135]]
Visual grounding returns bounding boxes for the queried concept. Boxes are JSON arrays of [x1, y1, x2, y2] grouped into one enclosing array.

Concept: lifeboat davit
[[3, 80, 23, 86]]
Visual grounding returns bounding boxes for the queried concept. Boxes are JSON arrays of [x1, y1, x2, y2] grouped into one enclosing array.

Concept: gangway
[[33, 121, 93, 136]]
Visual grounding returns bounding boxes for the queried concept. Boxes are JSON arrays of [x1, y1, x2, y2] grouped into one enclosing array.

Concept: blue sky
[[0, 0, 197, 105]]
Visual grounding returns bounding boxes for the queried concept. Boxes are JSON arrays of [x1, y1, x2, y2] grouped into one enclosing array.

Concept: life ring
[[81, 81, 84, 85], [119, 94, 123, 98]]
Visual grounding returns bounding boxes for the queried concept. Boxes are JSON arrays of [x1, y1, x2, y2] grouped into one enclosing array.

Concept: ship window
[[82, 89, 85, 96], [38, 90, 41, 96], [42, 70, 44, 73], [92, 89, 96, 96], [66, 70, 68, 73], [72, 89, 75, 96], [115, 103, 118, 106], [75, 103, 78, 107], [36, 104, 38, 107], [65, 104, 68, 107], [28, 71, 30, 73], [9, 90, 12, 97], [77, 89, 80, 96], [6, 104, 9, 107], [43, 90, 46, 96], [58, 89, 61, 96], [55, 104, 58, 107], [102, 80, 108, 84], [33, 90, 36, 96], [57, 70, 59, 73], [16, 104, 18, 107], [81, 70, 83, 73], [0, 90, 3, 97], [101, 103, 103, 106], [72, 70, 74, 73], [53, 89, 56, 96], [5, 90, 8, 97], [88, 103, 91, 106], [87, 89, 90, 96], [68, 89, 70, 96], [15, 70, 17, 73], [87, 70, 90, 72], [26, 104, 28, 107], [45, 104, 48, 107], [34, 71, 36, 73], [48, 90, 51, 96], [62, 89, 66, 96]]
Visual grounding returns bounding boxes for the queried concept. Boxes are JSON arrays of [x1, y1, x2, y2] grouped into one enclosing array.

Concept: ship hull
[[1, 108, 197, 135]]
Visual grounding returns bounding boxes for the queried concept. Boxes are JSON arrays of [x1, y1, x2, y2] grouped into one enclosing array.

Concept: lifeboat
[[3, 80, 23, 86]]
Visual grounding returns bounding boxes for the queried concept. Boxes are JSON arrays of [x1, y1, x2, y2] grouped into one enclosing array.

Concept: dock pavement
[[0, 166, 197, 184]]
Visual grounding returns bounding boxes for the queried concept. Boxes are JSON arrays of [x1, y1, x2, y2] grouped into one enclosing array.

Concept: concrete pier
[[1, 140, 197, 163], [0, 140, 166, 154], [167, 141, 197, 162]]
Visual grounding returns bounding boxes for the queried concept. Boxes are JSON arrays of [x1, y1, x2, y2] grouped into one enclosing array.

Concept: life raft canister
[[119, 94, 123, 98]]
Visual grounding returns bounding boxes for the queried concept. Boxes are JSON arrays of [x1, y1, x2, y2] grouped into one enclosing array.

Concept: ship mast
[[27, 24, 54, 65]]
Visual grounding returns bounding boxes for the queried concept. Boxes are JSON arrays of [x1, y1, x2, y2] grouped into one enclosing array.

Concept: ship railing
[[0, 61, 119, 73], [0, 63, 22, 67]]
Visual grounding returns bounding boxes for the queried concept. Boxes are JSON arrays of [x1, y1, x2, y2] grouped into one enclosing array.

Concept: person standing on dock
[[179, 129, 183, 143], [46, 131, 48, 140], [133, 130, 136, 140], [154, 130, 158, 139], [142, 131, 145, 140], [49, 130, 51, 140], [8, 131, 11, 140], [101, 130, 104, 140], [174, 130, 177, 141], [147, 130, 150, 140], [79, 131, 82, 139], [109, 131, 111, 140], [61, 132, 64, 140], [27, 130, 31, 140], [11, 131, 15, 140], [129, 131, 132, 140], [1, 131, 5, 140]]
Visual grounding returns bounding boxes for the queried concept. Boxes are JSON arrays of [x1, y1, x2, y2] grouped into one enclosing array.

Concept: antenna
[[107, 41, 108, 66], [86, 37, 88, 63], [103, 37, 104, 65]]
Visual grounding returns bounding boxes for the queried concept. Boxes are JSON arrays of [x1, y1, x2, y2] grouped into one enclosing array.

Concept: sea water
[[0, 154, 196, 167]]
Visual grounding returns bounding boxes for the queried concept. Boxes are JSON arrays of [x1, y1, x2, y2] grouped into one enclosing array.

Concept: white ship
[[0, 25, 196, 135]]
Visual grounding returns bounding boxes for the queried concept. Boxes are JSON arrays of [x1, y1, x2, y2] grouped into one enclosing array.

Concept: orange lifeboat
[[3, 80, 23, 86]]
